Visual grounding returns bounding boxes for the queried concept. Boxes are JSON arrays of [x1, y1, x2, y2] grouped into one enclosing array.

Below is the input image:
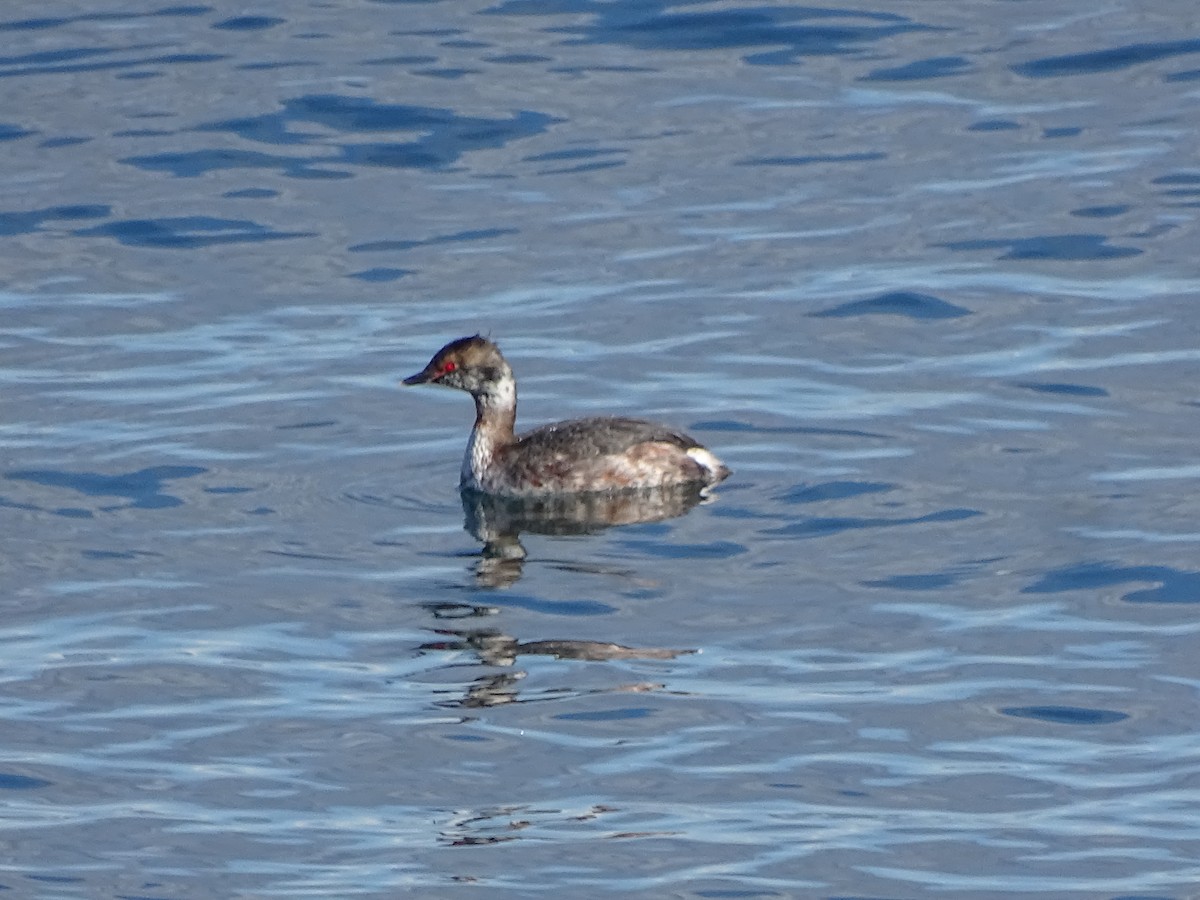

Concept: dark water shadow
[[1013, 38, 1200, 78], [1012, 381, 1109, 398], [811, 291, 971, 320], [5, 465, 207, 512], [862, 55, 970, 81], [1022, 561, 1200, 604], [766, 506, 980, 539], [1000, 705, 1128, 726], [738, 151, 886, 166], [75, 216, 314, 248], [0, 204, 110, 236], [937, 233, 1141, 260], [121, 94, 561, 179], [507, 2, 932, 67], [0, 6, 209, 33]]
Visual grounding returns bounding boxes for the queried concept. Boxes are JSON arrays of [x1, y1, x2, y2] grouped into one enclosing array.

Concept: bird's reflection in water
[[462, 484, 709, 587], [421, 487, 710, 707], [420, 613, 695, 708]]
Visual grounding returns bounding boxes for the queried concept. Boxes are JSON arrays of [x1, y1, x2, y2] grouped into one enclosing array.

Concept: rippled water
[[4, 1, 1200, 897]]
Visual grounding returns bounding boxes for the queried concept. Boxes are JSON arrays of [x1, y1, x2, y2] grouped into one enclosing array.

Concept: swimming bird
[[404, 335, 730, 497]]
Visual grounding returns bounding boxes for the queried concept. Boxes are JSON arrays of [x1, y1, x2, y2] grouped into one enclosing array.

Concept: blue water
[[4, 1, 1200, 897]]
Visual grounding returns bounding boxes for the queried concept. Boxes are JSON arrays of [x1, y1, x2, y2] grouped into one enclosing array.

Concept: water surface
[[3, 1, 1200, 897]]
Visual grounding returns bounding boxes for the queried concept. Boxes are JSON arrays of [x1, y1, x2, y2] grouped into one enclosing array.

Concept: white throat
[[460, 373, 516, 490]]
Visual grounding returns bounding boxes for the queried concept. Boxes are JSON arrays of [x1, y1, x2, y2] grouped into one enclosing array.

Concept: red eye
[[441, 361, 457, 374]]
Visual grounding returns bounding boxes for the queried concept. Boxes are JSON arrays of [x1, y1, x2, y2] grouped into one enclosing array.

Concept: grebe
[[403, 335, 730, 497]]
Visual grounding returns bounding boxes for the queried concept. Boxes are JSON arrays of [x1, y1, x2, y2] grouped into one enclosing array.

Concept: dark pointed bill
[[402, 367, 434, 385]]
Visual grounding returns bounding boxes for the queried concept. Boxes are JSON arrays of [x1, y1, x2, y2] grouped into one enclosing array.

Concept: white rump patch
[[686, 446, 724, 475]]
